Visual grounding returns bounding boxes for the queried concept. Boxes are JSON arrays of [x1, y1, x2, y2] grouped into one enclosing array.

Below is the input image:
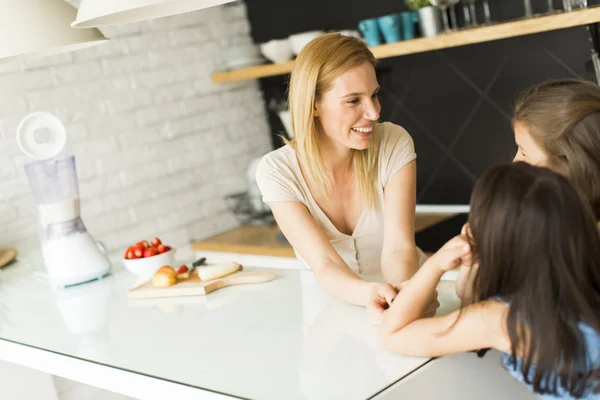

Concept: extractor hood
[[72, 0, 237, 28], [0, 0, 107, 63]]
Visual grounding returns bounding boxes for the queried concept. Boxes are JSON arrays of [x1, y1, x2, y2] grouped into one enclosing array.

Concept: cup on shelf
[[358, 18, 382, 46], [400, 11, 417, 40], [376, 14, 403, 44], [259, 38, 294, 64]]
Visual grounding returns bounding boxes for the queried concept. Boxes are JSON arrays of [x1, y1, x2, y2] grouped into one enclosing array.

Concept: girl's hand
[[366, 283, 397, 325], [455, 225, 478, 304], [428, 235, 471, 272]]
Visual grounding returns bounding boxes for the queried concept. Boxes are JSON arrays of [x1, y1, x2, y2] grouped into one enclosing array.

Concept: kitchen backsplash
[[0, 1, 272, 256]]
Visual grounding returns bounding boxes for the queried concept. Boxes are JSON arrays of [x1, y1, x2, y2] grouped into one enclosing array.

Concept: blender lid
[[16, 112, 67, 160]]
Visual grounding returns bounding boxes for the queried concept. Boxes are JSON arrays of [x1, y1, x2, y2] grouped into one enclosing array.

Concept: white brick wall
[[0, 1, 273, 262]]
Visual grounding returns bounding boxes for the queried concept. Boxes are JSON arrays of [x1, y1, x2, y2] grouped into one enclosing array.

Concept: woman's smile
[[351, 125, 374, 139]]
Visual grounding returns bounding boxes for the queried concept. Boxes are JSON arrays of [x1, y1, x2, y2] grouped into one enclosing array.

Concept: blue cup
[[376, 14, 403, 44], [401, 11, 416, 40], [358, 18, 382, 47]]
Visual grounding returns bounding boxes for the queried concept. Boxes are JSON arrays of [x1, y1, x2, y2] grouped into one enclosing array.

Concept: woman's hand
[[366, 283, 397, 325], [367, 282, 440, 325]]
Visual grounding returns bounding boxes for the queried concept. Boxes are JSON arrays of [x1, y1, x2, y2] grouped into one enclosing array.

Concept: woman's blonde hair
[[286, 32, 380, 208], [514, 79, 600, 220]]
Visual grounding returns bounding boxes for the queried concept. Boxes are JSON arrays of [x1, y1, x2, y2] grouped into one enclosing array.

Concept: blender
[[18, 112, 112, 287]]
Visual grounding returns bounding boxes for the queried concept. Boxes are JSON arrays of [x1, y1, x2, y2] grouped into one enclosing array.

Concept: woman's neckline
[[288, 146, 366, 238]]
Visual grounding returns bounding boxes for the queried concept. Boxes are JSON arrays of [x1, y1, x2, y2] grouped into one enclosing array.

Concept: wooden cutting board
[[127, 268, 277, 300], [0, 248, 17, 269]]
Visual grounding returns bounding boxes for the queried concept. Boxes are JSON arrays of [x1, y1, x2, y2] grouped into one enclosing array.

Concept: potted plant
[[406, 0, 431, 9], [406, 0, 442, 38]]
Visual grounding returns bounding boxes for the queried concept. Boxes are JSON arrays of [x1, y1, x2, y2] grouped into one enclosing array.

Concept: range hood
[[72, 0, 238, 28], [0, 0, 107, 63]]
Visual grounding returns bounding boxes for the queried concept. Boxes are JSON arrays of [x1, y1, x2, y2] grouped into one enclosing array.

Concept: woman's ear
[[313, 103, 320, 117]]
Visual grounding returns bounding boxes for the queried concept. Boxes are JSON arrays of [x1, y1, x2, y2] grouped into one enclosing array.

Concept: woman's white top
[[255, 122, 422, 275]]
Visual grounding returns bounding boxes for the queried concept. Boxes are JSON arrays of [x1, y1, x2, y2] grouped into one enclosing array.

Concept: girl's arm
[[455, 264, 478, 305], [380, 300, 510, 357], [455, 223, 477, 304], [376, 236, 510, 357], [269, 201, 396, 307], [381, 160, 420, 287]]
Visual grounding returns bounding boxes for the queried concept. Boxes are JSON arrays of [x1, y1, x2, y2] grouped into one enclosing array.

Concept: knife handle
[[192, 257, 207, 268]]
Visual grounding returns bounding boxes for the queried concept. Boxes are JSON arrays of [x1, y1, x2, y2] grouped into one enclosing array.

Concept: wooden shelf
[[212, 7, 600, 83]]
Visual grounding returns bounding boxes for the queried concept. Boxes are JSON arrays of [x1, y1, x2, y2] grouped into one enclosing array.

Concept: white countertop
[[0, 250, 463, 400], [414, 204, 470, 215]]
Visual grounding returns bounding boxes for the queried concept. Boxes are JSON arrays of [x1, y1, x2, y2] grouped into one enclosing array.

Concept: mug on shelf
[[376, 14, 403, 44], [400, 11, 417, 40], [358, 18, 382, 47]]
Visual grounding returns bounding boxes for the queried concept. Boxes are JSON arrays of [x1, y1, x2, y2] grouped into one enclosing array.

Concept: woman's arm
[[269, 201, 395, 306], [377, 236, 510, 357], [381, 160, 419, 287]]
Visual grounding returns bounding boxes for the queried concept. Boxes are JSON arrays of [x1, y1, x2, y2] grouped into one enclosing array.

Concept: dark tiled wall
[[244, 0, 599, 249]]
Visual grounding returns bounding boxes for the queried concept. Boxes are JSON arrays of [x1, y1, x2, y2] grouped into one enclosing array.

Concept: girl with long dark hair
[[369, 162, 600, 399]]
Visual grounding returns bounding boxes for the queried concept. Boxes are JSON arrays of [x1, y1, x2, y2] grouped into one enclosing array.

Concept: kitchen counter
[[0, 250, 435, 400], [192, 205, 470, 260], [0, 247, 536, 400], [193, 224, 295, 257]]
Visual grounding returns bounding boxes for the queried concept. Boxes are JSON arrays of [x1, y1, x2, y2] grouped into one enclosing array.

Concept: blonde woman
[[256, 33, 435, 314]]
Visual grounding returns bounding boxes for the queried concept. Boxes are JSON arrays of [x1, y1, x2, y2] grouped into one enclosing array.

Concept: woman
[[255, 33, 432, 310]]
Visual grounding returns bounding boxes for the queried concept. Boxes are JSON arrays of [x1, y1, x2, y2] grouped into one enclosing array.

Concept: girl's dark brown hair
[[468, 162, 600, 397], [514, 79, 600, 220]]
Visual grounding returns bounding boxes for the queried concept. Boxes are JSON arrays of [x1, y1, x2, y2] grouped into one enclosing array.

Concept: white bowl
[[288, 30, 324, 55], [222, 45, 266, 70], [260, 39, 294, 64], [339, 30, 364, 42], [278, 110, 293, 138], [123, 249, 176, 281]]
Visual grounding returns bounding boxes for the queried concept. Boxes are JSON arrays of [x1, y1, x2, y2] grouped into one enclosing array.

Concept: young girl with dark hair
[[369, 162, 600, 399]]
